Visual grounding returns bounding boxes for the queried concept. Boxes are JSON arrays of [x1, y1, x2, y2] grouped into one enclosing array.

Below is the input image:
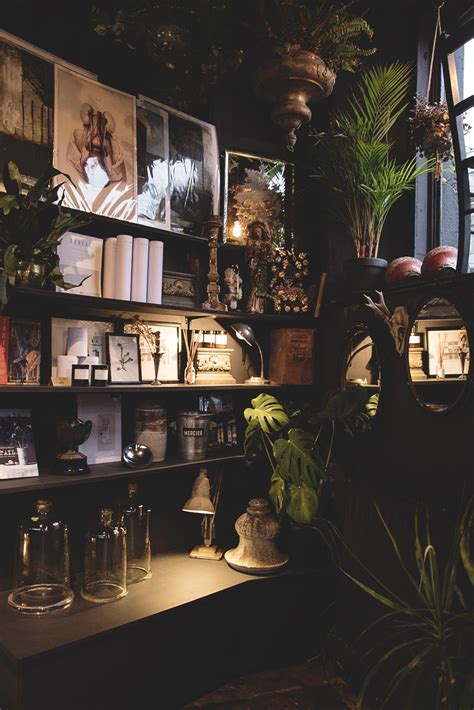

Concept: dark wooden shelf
[[5, 287, 318, 326], [0, 382, 312, 395], [0, 452, 245, 495]]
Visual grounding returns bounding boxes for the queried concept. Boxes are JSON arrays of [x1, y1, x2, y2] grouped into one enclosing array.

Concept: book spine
[[114, 235, 133, 301], [102, 237, 117, 299], [131, 238, 149, 303], [0, 317, 9, 385], [147, 241, 164, 305]]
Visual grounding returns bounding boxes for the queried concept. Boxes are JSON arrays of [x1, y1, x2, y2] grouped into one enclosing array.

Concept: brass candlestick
[[201, 215, 227, 312]]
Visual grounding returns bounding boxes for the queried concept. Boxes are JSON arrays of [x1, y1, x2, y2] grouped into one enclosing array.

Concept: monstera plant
[[244, 389, 377, 524]]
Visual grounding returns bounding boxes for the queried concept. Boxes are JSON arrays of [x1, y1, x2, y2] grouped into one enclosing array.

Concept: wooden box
[[269, 329, 315, 385]]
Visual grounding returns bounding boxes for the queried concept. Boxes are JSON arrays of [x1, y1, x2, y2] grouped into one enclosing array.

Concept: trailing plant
[[337, 498, 473, 710], [0, 161, 91, 310], [313, 62, 435, 258], [244, 389, 376, 524], [257, 0, 375, 72]]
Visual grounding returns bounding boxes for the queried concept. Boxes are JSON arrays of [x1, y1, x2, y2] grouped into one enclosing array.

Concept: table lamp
[[231, 322, 266, 384], [182, 467, 223, 560]]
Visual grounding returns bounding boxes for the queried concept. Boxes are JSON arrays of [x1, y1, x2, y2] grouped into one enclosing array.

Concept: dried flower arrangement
[[270, 247, 310, 313], [409, 95, 453, 180], [231, 166, 283, 245]]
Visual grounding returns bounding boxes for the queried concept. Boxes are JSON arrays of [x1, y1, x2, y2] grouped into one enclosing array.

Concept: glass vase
[[81, 509, 127, 604], [121, 483, 152, 584]]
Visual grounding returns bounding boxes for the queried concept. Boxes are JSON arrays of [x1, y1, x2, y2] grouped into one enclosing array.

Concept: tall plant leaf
[[273, 427, 325, 487], [286, 483, 319, 524], [244, 393, 289, 434]]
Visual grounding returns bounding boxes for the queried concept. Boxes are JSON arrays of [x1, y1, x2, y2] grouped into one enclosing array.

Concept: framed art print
[[125, 321, 181, 382], [426, 326, 470, 377], [8, 320, 41, 384], [136, 99, 170, 230], [54, 66, 137, 221], [77, 394, 122, 464], [106, 334, 141, 384]]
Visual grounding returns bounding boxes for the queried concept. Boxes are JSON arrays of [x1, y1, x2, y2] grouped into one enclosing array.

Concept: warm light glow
[[231, 220, 242, 240]]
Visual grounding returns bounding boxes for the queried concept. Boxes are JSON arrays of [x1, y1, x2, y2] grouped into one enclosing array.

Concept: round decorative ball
[[385, 257, 422, 287], [421, 246, 457, 277], [122, 444, 153, 469]]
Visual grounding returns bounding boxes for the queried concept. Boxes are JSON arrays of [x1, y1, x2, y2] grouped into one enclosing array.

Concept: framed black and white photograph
[[0, 29, 95, 192], [8, 319, 41, 384], [125, 320, 181, 382], [137, 95, 220, 237], [106, 333, 141, 384], [426, 326, 470, 377], [0, 409, 39, 479], [136, 98, 169, 230], [223, 150, 294, 248], [54, 66, 137, 221]]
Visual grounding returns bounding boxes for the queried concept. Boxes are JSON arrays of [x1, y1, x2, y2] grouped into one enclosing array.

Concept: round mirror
[[407, 298, 470, 412], [343, 326, 381, 392]]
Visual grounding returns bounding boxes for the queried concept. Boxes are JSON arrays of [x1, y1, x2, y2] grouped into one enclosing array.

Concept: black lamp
[[231, 323, 266, 385]]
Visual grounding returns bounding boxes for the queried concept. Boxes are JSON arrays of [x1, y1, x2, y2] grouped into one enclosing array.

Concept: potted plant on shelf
[[0, 161, 91, 310], [313, 62, 435, 291], [254, 0, 376, 150]]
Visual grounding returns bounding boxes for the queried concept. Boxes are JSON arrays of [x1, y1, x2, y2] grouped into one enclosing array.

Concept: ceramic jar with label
[[135, 402, 167, 462]]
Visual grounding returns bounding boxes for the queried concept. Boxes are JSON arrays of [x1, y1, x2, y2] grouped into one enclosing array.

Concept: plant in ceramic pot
[[254, 0, 375, 150], [0, 161, 91, 310], [313, 62, 435, 290]]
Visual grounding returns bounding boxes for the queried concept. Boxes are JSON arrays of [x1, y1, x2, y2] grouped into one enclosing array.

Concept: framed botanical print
[[223, 150, 294, 248], [106, 334, 141, 384], [124, 320, 181, 382]]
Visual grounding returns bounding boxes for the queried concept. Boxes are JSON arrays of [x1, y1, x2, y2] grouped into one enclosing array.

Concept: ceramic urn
[[224, 499, 289, 575]]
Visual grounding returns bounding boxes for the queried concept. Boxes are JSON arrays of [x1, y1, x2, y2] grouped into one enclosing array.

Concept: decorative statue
[[245, 221, 274, 314], [223, 265, 243, 311]]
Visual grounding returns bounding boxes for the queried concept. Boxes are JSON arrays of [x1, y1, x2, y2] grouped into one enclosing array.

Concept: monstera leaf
[[273, 428, 325, 488], [244, 393, 289, 434], [286, 483, 319, 524], [244, 418, 264, 462], [269, 472, 287, 515]]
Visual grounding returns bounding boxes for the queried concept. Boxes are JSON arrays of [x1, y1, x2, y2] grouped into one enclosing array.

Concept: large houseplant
[[313, 62, 435, 289], [0, 161, 91, 310], [254, 0, 376, 150]]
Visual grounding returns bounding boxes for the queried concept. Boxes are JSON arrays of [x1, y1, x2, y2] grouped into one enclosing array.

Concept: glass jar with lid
[[121, 483, 152, 584], [8, 499, 74, 614], [135, 401, 167, 462], [81, 508, 127, 604]]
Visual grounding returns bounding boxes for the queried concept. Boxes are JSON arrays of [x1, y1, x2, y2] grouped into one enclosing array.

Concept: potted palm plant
[[254, 0, 375, 150], [313, 62, 435, 290], [0, 161, 91, 310]]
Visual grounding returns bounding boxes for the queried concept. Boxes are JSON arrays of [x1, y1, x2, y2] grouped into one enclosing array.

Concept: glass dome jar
[[8, 499, 74, 614], [135, 402, 167, 462], [81, 508, 127, 604], [121, 483, 152, 584]]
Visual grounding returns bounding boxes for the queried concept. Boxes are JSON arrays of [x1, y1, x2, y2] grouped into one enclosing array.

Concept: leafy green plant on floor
[[244, 389, 377, 524], [338, 498, 473, 710]]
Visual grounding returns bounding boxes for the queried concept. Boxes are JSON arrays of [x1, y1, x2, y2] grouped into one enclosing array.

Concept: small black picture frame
[[106, 334, 142, 384]]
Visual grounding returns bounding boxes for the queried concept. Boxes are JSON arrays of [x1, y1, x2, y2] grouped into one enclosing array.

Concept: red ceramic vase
[[421, 246, 458, 277], [385, 257, 422, 287]]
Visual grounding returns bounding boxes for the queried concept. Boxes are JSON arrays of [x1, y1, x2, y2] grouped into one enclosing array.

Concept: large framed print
[[223, 150, 294, 248], [125, 321, 181, 382], [0, 30, 96, 192], [137, 95, 219, 236], [106, 333, 141, 384], [426, 326, 470, 377], [56, 232, 103, 297], [0, 409, 39, 480], [54, 67, 137, 221]]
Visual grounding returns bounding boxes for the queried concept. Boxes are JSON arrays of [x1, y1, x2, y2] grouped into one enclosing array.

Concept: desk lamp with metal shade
[[231, 323, 267, 385], [182, 467, 223, 560]]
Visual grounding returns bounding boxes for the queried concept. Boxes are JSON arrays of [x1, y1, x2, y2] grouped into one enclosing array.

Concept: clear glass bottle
[[135, 402, 167, 462], [81, 508, 127, 604], [8, 499, 74, 614], [121, 483, 152, 584]]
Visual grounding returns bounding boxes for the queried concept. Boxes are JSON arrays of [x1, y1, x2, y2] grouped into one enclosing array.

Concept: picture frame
[[77, 394, 122, 464], [137, 94, 220, 236], [124, 321, 181, 382], [56, 232, 104, 297], [54, 66, 137, 221], [0, 29, 96, 192], [8, 320, 41, 384], [426, 326, 470, 377], [223, 149, 295, 248], [0, 409, 39, 480], [106, 333, 142, 384]]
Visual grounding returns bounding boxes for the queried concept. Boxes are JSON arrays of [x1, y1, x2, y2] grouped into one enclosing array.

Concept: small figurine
[[245, 220, 273, 314], [223, 265, 243, 311]]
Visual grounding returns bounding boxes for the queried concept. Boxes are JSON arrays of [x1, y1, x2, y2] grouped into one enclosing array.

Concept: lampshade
[[182, 468, 215, 515], [231, 323, 257, 348]]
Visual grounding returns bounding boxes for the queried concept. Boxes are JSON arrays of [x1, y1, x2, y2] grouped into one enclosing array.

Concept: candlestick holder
[[201, 215, 227, 312]]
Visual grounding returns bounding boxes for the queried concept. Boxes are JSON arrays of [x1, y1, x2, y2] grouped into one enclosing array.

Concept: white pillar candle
[[57, 355, 78, 379], [131, 238, 149, 303], [147, 240, 164, 305], [103, 237, 117, 299], [78, 356, 100, 366], [115, 234, 133, 300], [66, 327, 88, 357]]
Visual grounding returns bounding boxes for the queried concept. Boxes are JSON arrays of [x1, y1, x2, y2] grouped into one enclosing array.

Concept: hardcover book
[[0, 316, 9, 385], [0, 409, 39, 479]]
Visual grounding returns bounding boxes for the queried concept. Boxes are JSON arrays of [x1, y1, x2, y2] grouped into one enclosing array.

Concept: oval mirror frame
[[341, 325, 381, 418]]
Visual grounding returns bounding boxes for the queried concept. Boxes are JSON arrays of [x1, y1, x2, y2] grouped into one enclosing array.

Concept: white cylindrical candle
[[115, 234, 133, 300], [66, 327, 88, 357], [103, 237, 117, 299], [131, 238, 149, 303], [57, 355, 78, 379], [78, 356, 100, 366], [147, 240, 164, 305]]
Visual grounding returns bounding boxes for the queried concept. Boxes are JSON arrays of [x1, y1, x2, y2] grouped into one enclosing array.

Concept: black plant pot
[[343, 257, 388, 292]]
